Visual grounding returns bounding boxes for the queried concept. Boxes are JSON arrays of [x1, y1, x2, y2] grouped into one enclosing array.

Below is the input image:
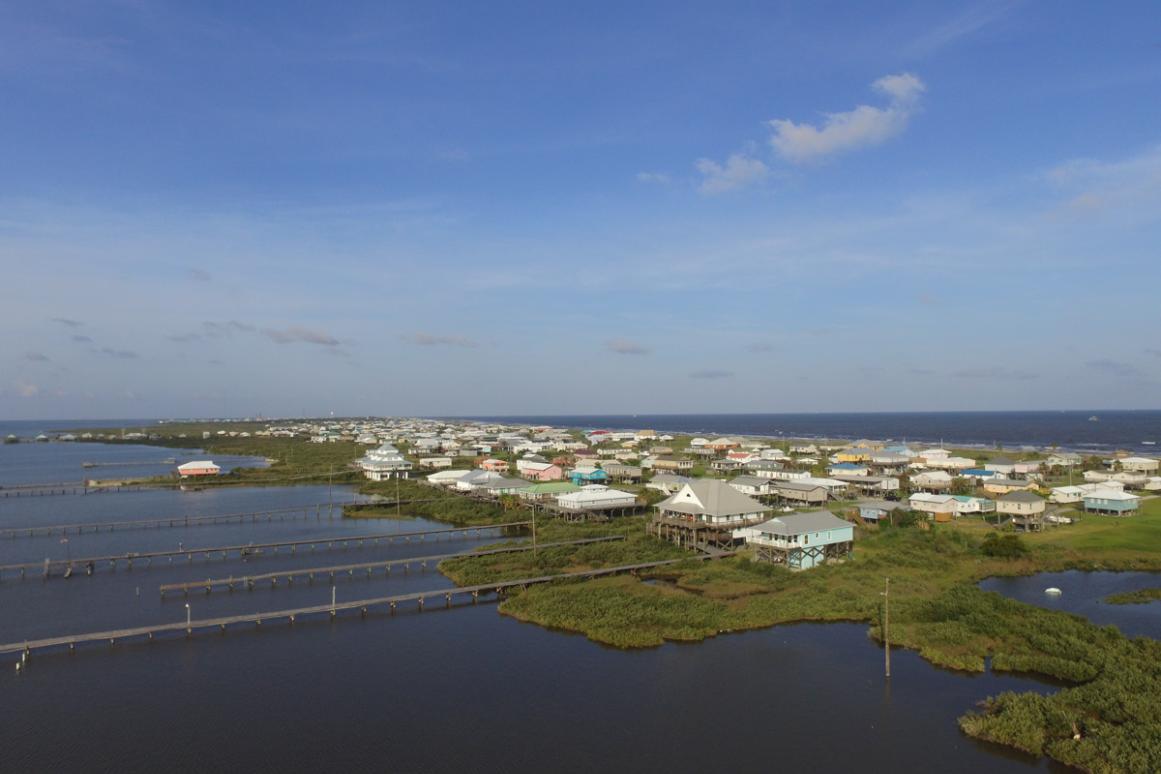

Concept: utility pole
[[532, 509, 537, 555], [883, 577, 891, 679], [395, 474, 401, 518]]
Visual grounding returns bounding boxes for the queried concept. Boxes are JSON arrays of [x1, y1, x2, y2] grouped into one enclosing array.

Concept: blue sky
[[2, 1, 1160, 419]]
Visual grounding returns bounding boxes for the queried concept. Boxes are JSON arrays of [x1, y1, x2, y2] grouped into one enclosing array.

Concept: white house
[[426, 469, 471, 486], [177, 460, 220, 478], [727, 476, 774, 497], [655, 480, 769, 525], [358, 443, 413, 480], [912, 470, 954, 491]]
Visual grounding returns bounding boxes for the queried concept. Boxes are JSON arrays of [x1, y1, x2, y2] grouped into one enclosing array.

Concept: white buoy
[[1045, 587, 1063, 596]]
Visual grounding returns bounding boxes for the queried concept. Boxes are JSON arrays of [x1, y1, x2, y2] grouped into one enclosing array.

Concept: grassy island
[[1104, 588, 1161, 605]]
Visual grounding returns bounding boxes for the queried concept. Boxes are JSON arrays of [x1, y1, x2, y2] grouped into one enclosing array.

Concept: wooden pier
[[157, 536, 624, 595], [2, 556, 713, 660], [0, 521, 531, 581], [0, 502, 349, 540]]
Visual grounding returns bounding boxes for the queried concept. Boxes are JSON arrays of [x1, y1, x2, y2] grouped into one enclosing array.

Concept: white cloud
[[636, 171, 670, 185], [694, 153, 769, 195], [1044, 144, 1161, 222], [768, 73, 925, 164], [906, 2, 1014, 57]]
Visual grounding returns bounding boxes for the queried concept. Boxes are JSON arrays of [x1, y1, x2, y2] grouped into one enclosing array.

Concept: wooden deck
[[157, 536, 624, 595], [0, 521, 532, 580], [2, 555, 716, 659]]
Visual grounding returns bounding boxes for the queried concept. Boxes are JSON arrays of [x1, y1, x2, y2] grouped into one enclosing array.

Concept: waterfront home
[[1083, 470, 1112, 483], [652, 480, 771, 549], [909, 493, 959, 521], [646, 473, 692, 495], [557, 485, 638, 513], [1083, 488, 1141, 515], [911, 470, 953, 491], [996, 491, 1046, 518], [828, 462, 868, 477], [727, 475, 775, 497], [733, 511, 854, 569], [516, 460, 564, 481], [708, 437, 741, 451], [1111, 471, 1149, 488], [1120, 456, 1160, 474], [358, 444, 413, 480], [772, 480, 829, 505], [176, 460, 221, 478]]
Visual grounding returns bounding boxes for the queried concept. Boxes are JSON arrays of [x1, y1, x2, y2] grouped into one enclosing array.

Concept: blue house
[[569, 468, 609, 485], [962, 468, 996, 480], [1083, 489, 1141, 515], [735, 510, 855, 569]]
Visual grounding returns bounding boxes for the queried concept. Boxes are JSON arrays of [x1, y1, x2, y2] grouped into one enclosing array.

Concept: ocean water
[[458, 411, 1161, 453]]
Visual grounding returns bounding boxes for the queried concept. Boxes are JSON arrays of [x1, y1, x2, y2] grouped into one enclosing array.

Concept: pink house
[[518, 461, 563, 481]]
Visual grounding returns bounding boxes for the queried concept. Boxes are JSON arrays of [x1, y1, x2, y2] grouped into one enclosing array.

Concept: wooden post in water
[[883, 577, 891, 679]]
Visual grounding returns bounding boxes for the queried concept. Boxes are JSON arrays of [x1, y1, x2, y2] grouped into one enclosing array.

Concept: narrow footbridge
[[0, 521, 531, 580], [2, 555, 716, 659], [158, 536, 623, 595]]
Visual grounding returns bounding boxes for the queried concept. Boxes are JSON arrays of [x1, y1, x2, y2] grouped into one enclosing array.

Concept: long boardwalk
[[0, 502, 349, 539], [0, 521, 531, 580], [158, 536, 624, 595], [2, 556, 717, 659]]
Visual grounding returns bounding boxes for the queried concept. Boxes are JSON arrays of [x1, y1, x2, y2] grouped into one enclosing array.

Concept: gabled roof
[[658, 479, 768, 518], [751, 510, 851, 536]]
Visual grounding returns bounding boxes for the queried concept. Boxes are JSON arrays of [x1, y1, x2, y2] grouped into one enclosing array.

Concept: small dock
[[0, 521, 531, 580], [2, 556, 712, 660], [157, 536, 624, 595], [0, 502, 348, 539]]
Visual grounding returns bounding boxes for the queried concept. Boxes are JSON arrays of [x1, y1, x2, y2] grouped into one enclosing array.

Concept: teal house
[[734, 510, 854, 569], [569, 468, 609, 485]]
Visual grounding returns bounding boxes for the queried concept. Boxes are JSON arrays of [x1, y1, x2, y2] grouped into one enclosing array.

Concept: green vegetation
[[1104, 588, 1161, 605]]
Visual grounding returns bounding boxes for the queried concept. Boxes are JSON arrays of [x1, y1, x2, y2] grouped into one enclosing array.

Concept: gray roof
[[999, 491, 1043, 503], [658, 479, 769, 518], [729, 476, 770, 488], [752, 510, 852, 536], [775, 481, 828, 492]]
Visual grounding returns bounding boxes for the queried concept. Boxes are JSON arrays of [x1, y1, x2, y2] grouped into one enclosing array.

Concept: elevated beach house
[[733, 510, 854, 569], [1083, 488, 1141, 515], [358, 443, 413, 480], [651, 479, 770, 549]]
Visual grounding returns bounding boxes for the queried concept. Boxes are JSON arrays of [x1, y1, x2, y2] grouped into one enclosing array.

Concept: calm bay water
[[0, 443, 1067, 772], [461, 411, 1161, 453], [981, 571, 1161, 640]]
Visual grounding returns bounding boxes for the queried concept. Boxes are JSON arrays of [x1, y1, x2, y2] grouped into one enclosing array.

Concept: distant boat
[[1143, 441, 1156, 446], [1045, 587, 1063, 596], [1088, 416, 1099, 422]]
